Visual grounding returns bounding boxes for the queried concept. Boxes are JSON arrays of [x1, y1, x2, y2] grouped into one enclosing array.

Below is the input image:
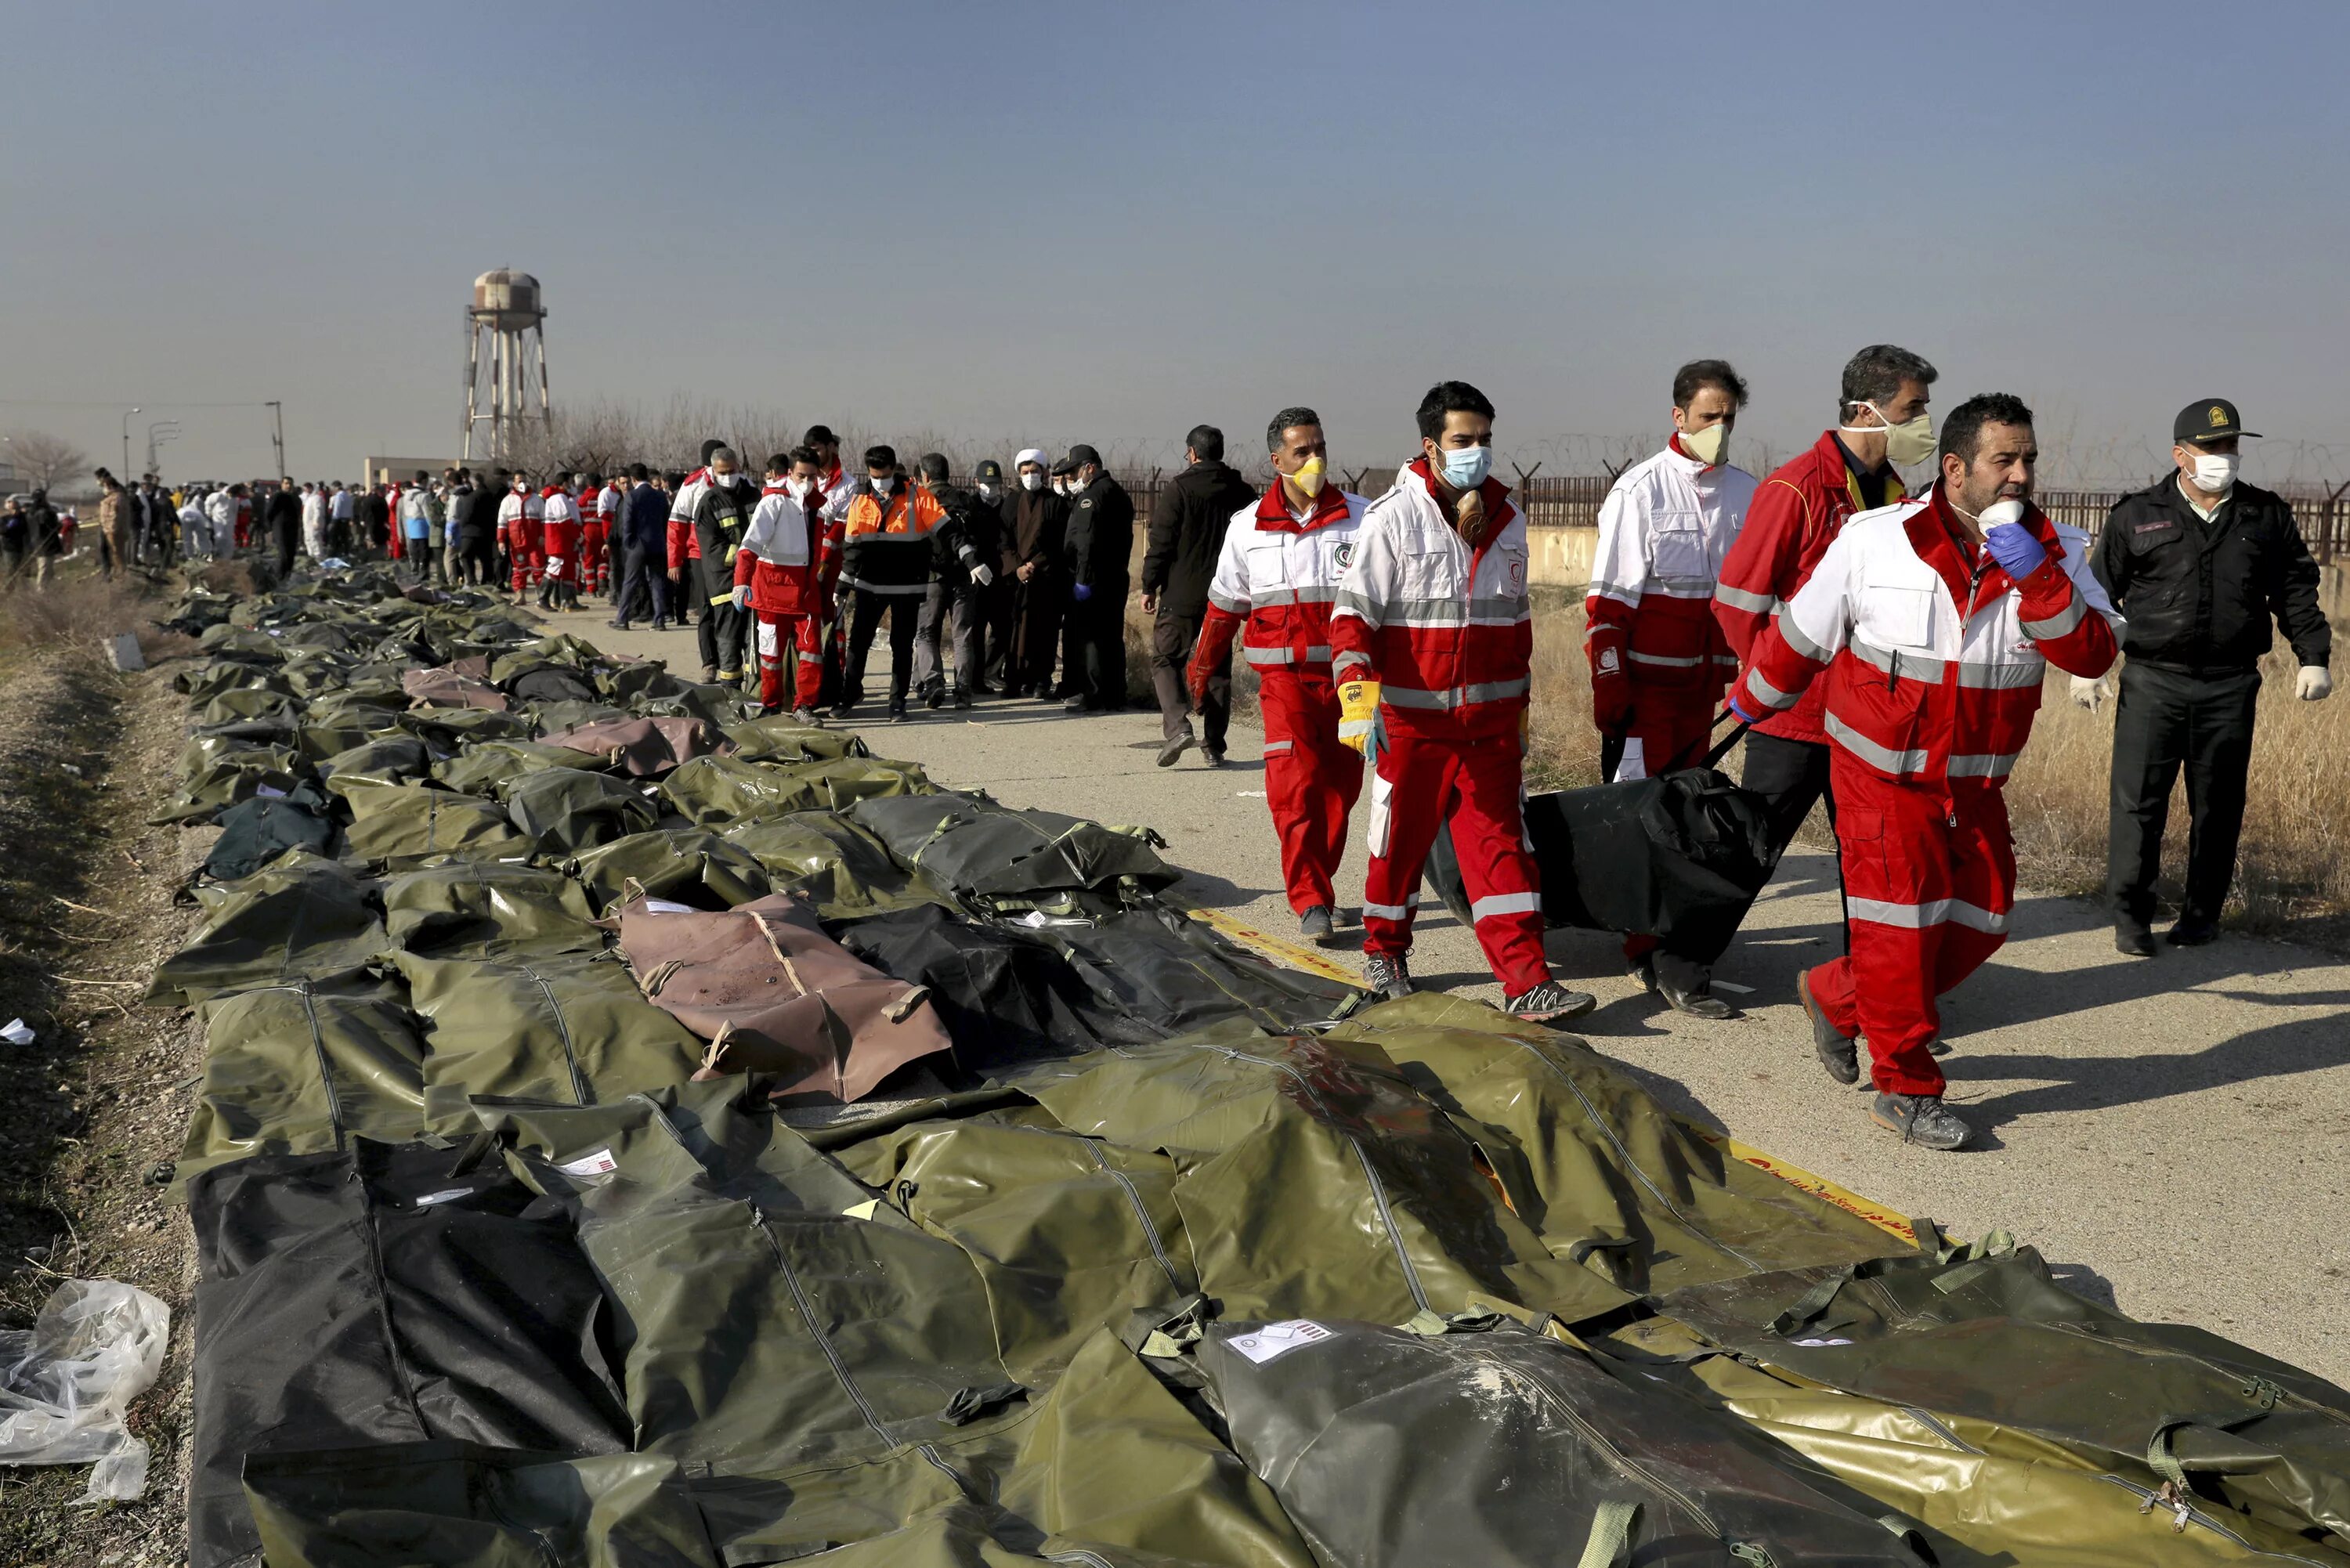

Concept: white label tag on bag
[[559, 1147, 618, 1176], [414, 1187, 473, 1207], [1226, 1320, 1333, 1364], [639, 898, 696, 915]]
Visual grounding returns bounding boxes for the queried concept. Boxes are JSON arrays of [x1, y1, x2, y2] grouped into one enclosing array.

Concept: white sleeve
[[1587, 477, 1647, 609], [2055, 524, 2124, 638], [1204, 511, 1254, 616], [1777, 527, 1856, 665]]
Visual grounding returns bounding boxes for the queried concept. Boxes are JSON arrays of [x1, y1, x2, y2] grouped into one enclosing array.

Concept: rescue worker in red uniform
[[1330, 381, 1595, 1024], [1712, 345, 1939, 877], [575, 471, 608, 598], [499, 475, 544, 603], [1186, 406, 1367, 945], [734, 447, 839, 721], [1585, 359, 1759, 1017], [1726, 393, 2118, 1151], [539, 479, 580, 610]]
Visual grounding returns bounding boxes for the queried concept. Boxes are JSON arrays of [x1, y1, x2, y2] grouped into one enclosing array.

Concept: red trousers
[[509, 533, 544, 593], [580, 521, 608, 591], [756, 611, 824, 712], [1259, 670, 1364, 914], [540, 522, 580, 586], [1806, 761, 2014, 1097], [1363, 725, 1549, 996]]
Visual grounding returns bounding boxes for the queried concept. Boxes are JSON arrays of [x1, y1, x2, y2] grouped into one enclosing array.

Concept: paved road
[[572, 606, 2350, 1381]]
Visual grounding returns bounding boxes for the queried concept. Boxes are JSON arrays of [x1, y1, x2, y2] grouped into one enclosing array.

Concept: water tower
[[461, 269, 551, 463]]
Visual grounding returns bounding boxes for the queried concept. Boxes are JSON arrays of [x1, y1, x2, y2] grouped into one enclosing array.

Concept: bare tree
[[5, 430, 90, 491]]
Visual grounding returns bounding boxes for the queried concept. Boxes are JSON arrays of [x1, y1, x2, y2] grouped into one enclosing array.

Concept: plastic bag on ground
[[0, 1278, 171, 1500]]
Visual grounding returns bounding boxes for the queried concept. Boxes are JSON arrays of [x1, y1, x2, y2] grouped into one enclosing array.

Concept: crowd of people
[[7, 356, 2332, 1154]]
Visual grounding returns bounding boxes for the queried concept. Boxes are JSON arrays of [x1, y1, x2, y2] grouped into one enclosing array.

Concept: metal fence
[[1117, 471, 2350, 564]]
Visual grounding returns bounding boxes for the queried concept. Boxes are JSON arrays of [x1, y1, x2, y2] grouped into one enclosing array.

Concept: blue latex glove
[[1983, 521, 2047, 579], [1072, 583, 1093, 603], [1726, 692, 1766, 726]]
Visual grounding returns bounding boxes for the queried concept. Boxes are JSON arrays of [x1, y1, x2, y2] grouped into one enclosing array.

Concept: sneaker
[[1362, 952, 1412, 1001], [926, 686, 945, 710], [2166, 919, 2219, 947], [1503, 981, 1599, 1024], [1299, 905, 1336, 945], [1158, 729, 1195, 768], [2114, 926, 2158, 958], [1870, 1092, 1972, 1151], [1201, 749, 1227, 768], [1798, 966, 1859, 1085], [792, 707, 823, 727]]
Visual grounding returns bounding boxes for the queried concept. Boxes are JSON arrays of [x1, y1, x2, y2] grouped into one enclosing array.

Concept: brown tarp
[[541, 715, 725, 779]]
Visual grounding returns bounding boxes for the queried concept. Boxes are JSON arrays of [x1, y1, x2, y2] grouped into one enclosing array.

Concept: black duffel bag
[[1426, 721, 1773, 963]]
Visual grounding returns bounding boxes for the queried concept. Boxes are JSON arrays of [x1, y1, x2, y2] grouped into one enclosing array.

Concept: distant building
[[360, 456, 457, 486]]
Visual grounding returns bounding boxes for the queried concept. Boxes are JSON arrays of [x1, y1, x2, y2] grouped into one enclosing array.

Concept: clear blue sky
[[5, 1, 2346, 489]]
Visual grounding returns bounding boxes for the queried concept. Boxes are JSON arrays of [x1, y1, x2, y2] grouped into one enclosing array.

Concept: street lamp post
[[146, 421, 183, 476], [266, 401, 285, 478], [120, 406, 142, 479]]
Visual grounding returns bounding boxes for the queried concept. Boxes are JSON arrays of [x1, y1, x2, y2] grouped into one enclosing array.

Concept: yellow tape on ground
[[1188, 905, 1911, 1245], [1186, 908, 1366, 989], [1693, 1127, 1915, 1244]]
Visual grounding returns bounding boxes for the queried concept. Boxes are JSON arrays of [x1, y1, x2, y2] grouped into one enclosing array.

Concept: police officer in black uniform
[[2090, 399, 2333, 956]]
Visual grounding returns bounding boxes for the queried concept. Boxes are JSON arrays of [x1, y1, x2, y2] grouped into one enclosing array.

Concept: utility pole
[[120, 406, 141, 479], [266, 401, 286, 477]]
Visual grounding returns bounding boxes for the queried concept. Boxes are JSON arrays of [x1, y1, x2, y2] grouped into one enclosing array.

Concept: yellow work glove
[[1337, 678, 1380, 754]]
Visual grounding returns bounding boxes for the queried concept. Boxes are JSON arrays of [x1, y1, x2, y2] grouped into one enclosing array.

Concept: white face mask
[[1977, 497, 2026, 529], [785, 476, 812, 499], [870, 475, 894, 494], [2190, 452, 2240, 493], [1021, 472, 1044, 493], [713, 470, 742, 488], [977, 482, 1000, 501], [1843, 402, 1936, 468]]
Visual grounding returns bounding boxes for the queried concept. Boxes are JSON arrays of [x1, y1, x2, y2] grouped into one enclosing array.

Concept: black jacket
[[1004, 487, 1066, 579], [266, 488, 301, 536], [1064, 473, 1134, 590], [1141, 459, 1256, 613], [2092, 476, 2330, 673], [931, 486, 1002, 587]]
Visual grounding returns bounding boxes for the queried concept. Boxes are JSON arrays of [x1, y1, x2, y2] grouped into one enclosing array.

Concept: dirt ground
[[0, 591, 204, 1567]]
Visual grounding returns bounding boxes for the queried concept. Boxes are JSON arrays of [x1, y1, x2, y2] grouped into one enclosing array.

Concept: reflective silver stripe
[[1245, 647, 1296, 667], [1587, 580, 1642, 602], [797, 652, 823, 664], [1469, 891, 1542, 921], [1846, 895, 2010, 934], [1332, 651, 1372, 676], [2020, 595, 2087, 640], [1713, 581, 1777, 613], [1381, 677, 1531, 710], [1627, 650, 1705, 668], [1361, 895, 1422, 920], [1389, 596, 1527, 625], [1823, 713, 1929, 774], [1745, 670, 1802, 710], [1849, 637, 2043, 690], [1333, 589, 1382, 620], [1282, 585, 1340, 605], [1946, 750, 2020, 779], [1959, 659, 2043, 690], [1780, 613, 1831, 663], [1848, 637, 1932, 681], [1263, 739, 1293, 755], [1208, 591, 1250, 616]]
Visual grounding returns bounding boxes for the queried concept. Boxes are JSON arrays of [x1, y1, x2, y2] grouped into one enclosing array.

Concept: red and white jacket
[[1331, 460, 1532, 740], [540, 485, 580, 550], [667, 466, 707, 569], [1730, 489, 2120, 793], [734, 481, 841, 616], [496, 487, 543, 547], [1587, 440, 1756, 692], [1189, 482, 1368, 686], [596, 483, 623, 531], [1713, 432, 1906, 745]]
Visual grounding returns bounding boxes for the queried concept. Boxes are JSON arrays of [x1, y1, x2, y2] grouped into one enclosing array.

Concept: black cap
[[1062, 443, 1101, 471], [974, 459, 1003, 481], [1049, 455, 1077, 477], [2174, 398, 2260, 445]]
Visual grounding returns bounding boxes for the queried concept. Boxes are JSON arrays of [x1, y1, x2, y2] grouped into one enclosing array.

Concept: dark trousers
[[1010, 577, 1063, 692], [614, 544, 663, 623], [2106, 661, 2260, 932], [1741, 728, 1846, 955], [843, 587, 923, 709], [458, 529, 498, 587], [1062, 583, 1126, 709], [978, 573, 1018, 687], [273, 526, 296, 580], [696, 558, 743, 677], [1151, 603, 1227, 750]]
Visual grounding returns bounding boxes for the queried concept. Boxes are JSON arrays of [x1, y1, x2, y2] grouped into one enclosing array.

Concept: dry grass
[[0, 573, 186, 664]]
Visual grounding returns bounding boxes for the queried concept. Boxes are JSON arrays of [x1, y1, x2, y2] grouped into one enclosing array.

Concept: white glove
[[2298, 666, 2333, 702], [2070, 674, 2108, 712], [971, 564, 994, 587], [731, 583, 750, 611]]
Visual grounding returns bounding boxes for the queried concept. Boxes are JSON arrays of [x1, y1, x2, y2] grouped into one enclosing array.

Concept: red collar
[[539, 486, 567, 500], [1905, 486, 2059, 613], [1809, 428, 1850, 486], [1405, 457, 1513, 521], [1253, 478, 1350, 533]]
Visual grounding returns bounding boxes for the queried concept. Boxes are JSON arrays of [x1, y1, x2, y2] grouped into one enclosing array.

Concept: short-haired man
[[1714, 345, 1940, 889], [609, 464, 667, 630], [667, 438, 729, 634], [299, 477, 329, 563], [1727, 394, 2119, 1150], [499, 473, 544, 602], [1002, 448, 1068, 699], [328, 479, 355, 558], [1058, 444, 1135, 712], [1188, 407, 1369, 941], [267, 477, 302, 580], [911, 453, 998, 710], [399, 471, 436, 585], [92, 469, 132, 580], [1586, 359, 1759, 1016], [537, 476, 580, 609], [691, 447, 756, 683], [575, 471, 609, 598], [1330, 381, 1596, 1023], [835, 444, 945, 721], [735, 448, 837, 721], [1144, 423, 1257, 765], [2092, 399, 2332, 954]]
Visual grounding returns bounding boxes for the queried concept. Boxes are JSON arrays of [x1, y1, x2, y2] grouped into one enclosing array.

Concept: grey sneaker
[[1363, 952, 1412, 1001], [1798, 966, 1859, 1085], [1299, 905, 1336, 945], [1870, 1092, 1972, 1151], [791, 707, 823, 728], [1158, 728, 1195, 768], [1503, 981, 1598, 1024]]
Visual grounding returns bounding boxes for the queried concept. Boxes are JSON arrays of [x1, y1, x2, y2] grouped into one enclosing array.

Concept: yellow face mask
[[1679, 423, 1727, 467], [1289, 456, 1327, 497]]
